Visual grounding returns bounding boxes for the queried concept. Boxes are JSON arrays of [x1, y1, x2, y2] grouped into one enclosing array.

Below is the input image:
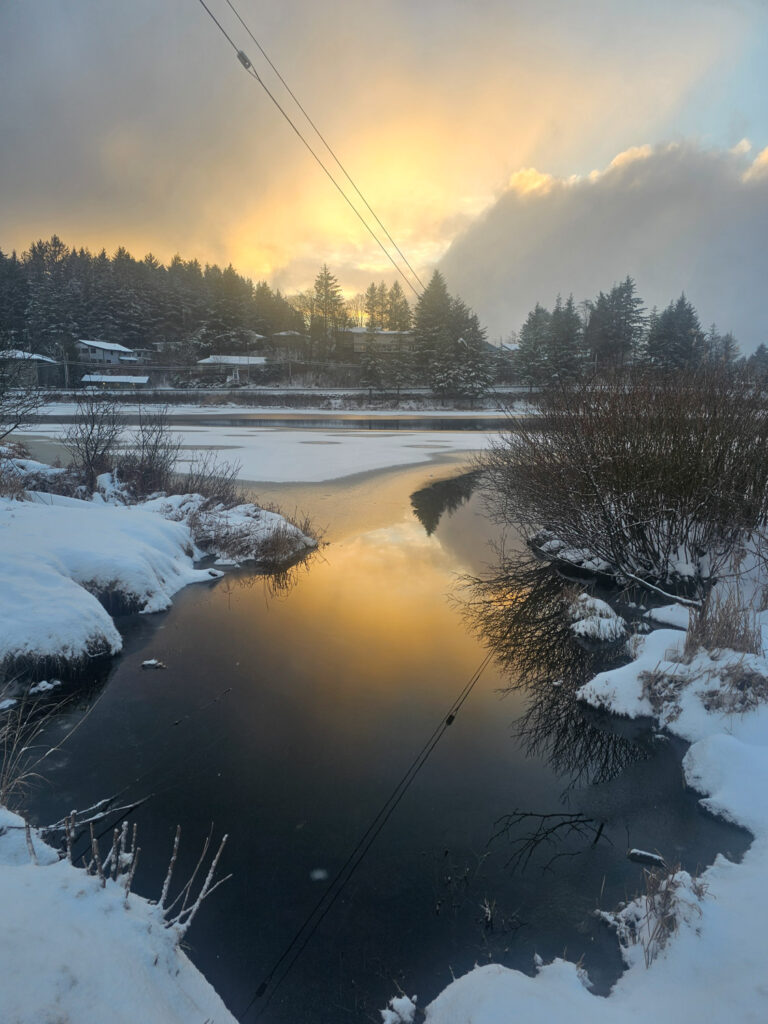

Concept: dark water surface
[[25, 461, 748, 1023]]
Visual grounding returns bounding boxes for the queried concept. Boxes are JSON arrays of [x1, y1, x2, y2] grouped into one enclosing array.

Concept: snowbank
[[417, 614, 768, 1023], [0, 806, 237, 1024], [0, 486, 315, 677], [0, 493, 205, 672]]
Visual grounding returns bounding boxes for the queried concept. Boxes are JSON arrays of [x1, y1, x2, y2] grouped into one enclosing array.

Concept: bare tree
[[0, 352, 42, 444], [62, 395, 124, 490]]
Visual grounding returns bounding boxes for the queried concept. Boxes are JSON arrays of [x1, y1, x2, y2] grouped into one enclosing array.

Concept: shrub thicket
[[482, 369, 768, 599]]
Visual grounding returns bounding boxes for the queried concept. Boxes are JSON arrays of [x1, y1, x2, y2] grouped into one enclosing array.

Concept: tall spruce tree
[[412, 270, 453, 379], [547, 294, 582, 380], [645, 294, 705, 368], [310, 264, 347, 359], [515, 303, 551, 385], [386, 281, 411, 330]]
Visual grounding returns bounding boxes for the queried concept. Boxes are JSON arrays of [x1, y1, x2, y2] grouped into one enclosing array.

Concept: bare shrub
[[482, 368, 768, 601], [62, 395, 124, 490], [174, 450, 243, 506], [0, 458, 26, 498], [684, 588, 761, 659], [0, 352, 42, 444], [116, 405, 180, 496]]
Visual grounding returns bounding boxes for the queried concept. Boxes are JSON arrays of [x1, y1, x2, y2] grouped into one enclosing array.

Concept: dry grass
[[175, 450, 243, 506], [606, 864, 708, 968], [0, 690, 61, 807], [639, 666, 687, 722], [701, 663, 768, 714], [684, 588, 761, 659]]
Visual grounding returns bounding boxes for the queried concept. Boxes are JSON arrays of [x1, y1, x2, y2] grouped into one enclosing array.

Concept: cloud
[[0, 0, 751, 297], [439, 142, 768, 352]]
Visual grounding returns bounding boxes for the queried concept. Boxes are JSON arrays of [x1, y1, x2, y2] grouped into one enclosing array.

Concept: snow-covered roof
[[118, 355, 139, 362], [197, 355, 268, 366], [81, 374, 149, 384], [76, 339, 135, 354], [272, 330, 307, 338], [1, 349, 57, 364]]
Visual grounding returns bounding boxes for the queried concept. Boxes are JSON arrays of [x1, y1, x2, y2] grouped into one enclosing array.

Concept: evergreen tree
[[584, 277, 644, 370], [360, 335, 384, 396], [363, 282, 381, 329], [547, 294, 582, 381], [515, 303, 551, 385], [310, 264, 347, 359], [747, 343, 768, 381], [386, 281, 411, 331], [412, 270, 453, 379], [645, 294, 705, 368]]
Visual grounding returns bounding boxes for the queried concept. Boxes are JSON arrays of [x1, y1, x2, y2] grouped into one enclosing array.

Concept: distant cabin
[[76, 339, 136, 365]]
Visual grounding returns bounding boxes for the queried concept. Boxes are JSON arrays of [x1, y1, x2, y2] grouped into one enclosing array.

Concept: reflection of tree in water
[[410, 470, 482, 535], [464, 552, 653, 789], [215, 549, 318, 606]]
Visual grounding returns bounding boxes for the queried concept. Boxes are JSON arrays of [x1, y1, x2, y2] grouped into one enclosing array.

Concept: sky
[[1, 0, 767, 348]]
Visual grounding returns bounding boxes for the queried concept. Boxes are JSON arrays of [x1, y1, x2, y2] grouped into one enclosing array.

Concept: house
[[337, 328, 416, 357], [76, 339, 136, 365], [1, 349, 60, 386], [80, 374, 149, 390]]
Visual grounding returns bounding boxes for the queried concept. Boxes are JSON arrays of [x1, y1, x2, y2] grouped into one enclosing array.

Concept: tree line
[[514, 276, 767, 383], [0, 235, 305, 359], [0, 237, 501, 397]]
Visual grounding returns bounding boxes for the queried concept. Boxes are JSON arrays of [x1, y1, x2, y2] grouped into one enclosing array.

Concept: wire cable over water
[[241, 643, 499, 1018]]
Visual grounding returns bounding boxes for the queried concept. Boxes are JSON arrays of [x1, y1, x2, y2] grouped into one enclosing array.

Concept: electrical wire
[[221, 0, 426, 293], [193, 0, 423, 299], [242, 644, 498, 1019]]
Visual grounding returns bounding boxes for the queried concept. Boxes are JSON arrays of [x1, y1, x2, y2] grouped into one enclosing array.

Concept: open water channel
[[24, 454, 748, 1022]]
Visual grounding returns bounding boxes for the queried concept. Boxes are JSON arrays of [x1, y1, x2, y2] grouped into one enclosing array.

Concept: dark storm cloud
[[440, 143, 768, 352]]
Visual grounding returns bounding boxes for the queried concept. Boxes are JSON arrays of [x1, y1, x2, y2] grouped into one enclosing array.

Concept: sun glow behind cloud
[[0, 0, 759, 298]]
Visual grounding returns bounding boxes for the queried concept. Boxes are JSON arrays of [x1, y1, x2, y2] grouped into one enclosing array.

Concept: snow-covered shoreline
[[0, 453, 316, 684], [0, 806, 238, 1024], [0, 447, 317, 1023], [417, 607, 768, 1023]]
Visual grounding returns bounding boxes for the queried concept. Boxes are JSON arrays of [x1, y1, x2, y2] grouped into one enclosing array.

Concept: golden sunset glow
[[0, 0, 760, 308]]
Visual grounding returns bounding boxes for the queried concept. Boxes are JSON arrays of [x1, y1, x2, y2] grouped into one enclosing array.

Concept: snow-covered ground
[[19, 423, 496, 483], [412, 603, 768, 1024], [0, 806, 237, 1024]]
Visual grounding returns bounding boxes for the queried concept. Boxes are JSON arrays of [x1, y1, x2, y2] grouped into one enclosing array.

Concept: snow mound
[[142, 492, 316, 562], [0, 494, 210, 672], [569, 593, 626, 642], [0, 807, 236, 1024]]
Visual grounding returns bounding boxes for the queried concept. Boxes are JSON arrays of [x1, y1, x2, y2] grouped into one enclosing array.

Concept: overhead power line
[[194, 0, 423, 299], [221, 0, 426, 293], [241, 644, 498, 1018]]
